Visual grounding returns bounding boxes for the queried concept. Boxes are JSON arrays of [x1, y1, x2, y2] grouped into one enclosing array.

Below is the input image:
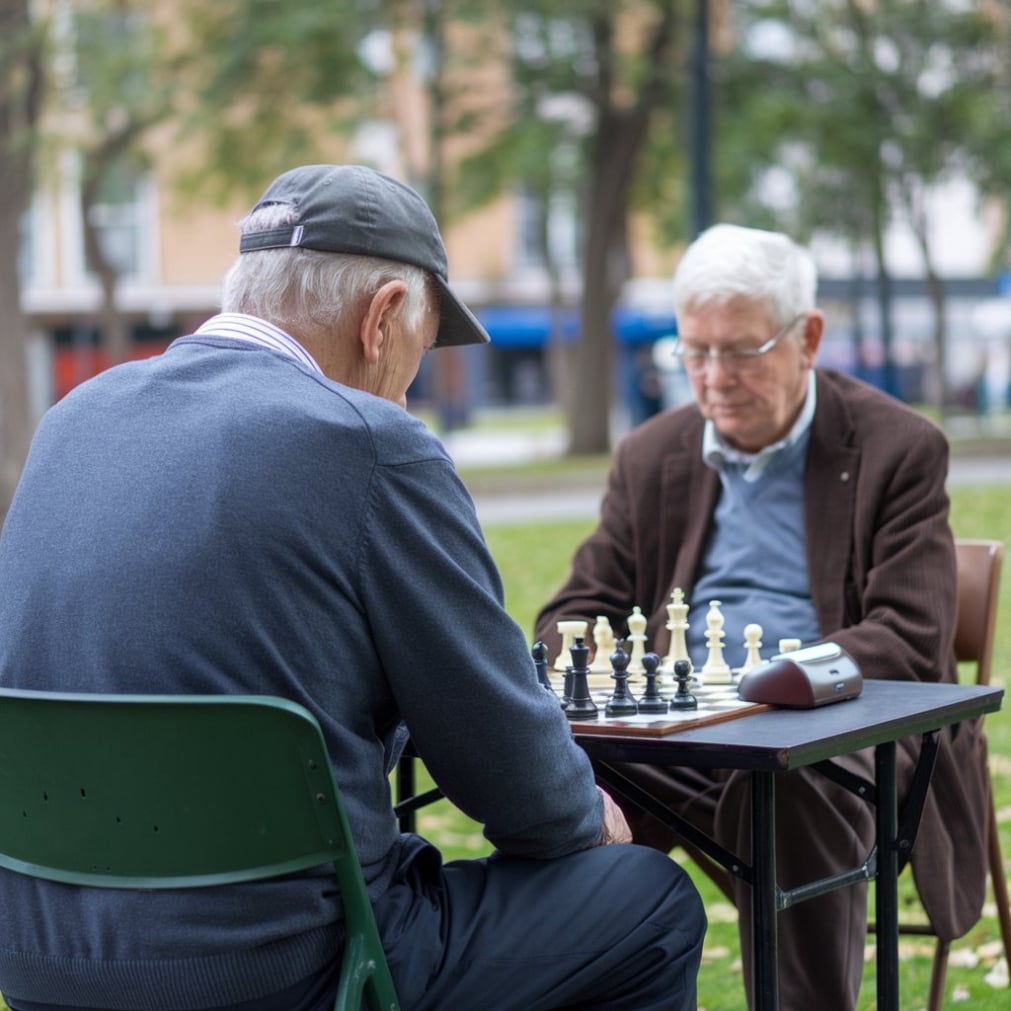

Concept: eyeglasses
[[672, 314, 807, 376]]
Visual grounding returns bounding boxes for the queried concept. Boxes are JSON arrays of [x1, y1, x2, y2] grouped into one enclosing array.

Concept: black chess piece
[[638, 652, 669, 714], [563, 636, 599, 721], [605, 645, 638, 717], [560, 661, 574, 706], [531, 640, 555, 695], [671, 658, 698, 711]]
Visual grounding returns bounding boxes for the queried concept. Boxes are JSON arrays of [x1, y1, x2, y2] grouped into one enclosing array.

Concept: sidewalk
[[441, 427, 1011, 526]]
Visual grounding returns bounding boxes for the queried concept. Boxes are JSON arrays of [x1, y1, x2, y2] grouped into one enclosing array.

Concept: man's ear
[[359, 280, 409, 364], [800, 309, 825, 366]]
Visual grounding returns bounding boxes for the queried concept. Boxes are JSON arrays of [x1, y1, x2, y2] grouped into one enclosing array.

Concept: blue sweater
[[0, 330, 603, 1009], [688, 431, 822, 661]]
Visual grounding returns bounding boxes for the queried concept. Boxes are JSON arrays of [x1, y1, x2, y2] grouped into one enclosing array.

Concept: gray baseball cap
[[239, 164, 490, 349]]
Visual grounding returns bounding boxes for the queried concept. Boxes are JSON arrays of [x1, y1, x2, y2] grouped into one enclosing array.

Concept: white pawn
[[554, 619, 589, 671], [739, 623, 764, 674], [589, 615, 617, 674], [625, 606, 648, 679], [700, 600, 733, 685], [661, 587, 692, 676]]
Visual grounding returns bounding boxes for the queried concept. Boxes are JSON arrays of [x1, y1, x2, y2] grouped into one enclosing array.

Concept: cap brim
[[432, 277, 491, 348]]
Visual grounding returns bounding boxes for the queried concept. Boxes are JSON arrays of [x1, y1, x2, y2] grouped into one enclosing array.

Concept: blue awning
[[476, 306, 579, 348], [476, 304, 677, 348], [611, 304, 678, 345]]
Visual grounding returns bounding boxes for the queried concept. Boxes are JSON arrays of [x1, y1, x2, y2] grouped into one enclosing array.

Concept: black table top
[[573, 680, 1004, 771]]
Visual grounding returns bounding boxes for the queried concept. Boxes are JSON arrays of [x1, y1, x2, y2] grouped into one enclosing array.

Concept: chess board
[[548, 673, 771, 737]]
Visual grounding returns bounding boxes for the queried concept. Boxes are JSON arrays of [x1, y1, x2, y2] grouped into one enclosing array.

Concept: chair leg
[[988, 795, 1011, 971], [926, 938, 950, 1011]]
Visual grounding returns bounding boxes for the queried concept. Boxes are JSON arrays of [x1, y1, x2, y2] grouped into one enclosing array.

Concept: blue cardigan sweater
[[0, 327, 603, 1009]]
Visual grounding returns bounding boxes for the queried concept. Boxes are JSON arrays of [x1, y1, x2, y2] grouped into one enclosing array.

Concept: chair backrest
[[0, 689, 401, 1010], [954, 538, 1004, 687], [0, 690, 353, 889]]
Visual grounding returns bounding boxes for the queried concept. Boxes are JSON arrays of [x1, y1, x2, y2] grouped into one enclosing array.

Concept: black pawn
[[671, 659, 698, 711], [605, 645, 638, 716], [638, 652, 669, 714], [531, 640, 555, 695], [563, 636, 599, 721]]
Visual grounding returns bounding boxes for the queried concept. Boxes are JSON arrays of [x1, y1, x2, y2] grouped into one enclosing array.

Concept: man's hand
[[598, 786, 633, 845]]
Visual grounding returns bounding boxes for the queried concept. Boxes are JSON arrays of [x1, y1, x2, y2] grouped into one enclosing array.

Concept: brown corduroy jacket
[[535, 367, 988, 940]]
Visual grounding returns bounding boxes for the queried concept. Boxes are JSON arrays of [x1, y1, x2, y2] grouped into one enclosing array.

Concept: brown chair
[[680, 538, 1009, 1010], [910, 538, 1009, 1010]]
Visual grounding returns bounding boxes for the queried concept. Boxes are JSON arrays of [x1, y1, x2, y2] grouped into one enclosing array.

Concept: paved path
[[465, 452, 1011, 526]]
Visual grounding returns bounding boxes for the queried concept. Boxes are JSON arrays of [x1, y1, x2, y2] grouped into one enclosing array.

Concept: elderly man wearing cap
[[0, 165, 705, 1011]]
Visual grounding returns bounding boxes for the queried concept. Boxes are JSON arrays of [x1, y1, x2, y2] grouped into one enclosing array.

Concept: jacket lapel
[[805, 373, 860, 634], [660, 415, 719, 596]]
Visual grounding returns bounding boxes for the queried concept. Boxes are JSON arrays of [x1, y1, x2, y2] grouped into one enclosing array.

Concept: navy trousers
[[6, 838, 706, 1011]]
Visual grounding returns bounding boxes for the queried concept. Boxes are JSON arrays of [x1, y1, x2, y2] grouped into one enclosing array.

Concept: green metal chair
[[0, 689, 400, 1011]]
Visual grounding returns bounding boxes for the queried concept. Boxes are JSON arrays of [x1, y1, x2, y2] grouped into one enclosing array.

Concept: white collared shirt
[[194, 313, 324, 376]]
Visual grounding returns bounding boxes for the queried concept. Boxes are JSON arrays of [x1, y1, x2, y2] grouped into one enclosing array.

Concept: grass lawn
[[405, 475, 1011, 1011]]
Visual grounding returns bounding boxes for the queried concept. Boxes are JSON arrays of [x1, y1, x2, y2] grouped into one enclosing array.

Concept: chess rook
[[554, 619, 589, 672]]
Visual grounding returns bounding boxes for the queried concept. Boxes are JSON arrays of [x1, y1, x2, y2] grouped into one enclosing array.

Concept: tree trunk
[[869, 194, 898, 399], [569, 125, 628, 455], [80, 184, 131, 368], [535, 181, 575, 418], [0, 0, 43, 522], [922, 264, 947, 418], [905, 186, 947, 418], [566, 2, 678, 456], [421, 0, 471, 431]]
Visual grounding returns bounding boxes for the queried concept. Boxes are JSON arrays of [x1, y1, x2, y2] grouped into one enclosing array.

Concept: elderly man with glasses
[[535, 223, 988, 1011]]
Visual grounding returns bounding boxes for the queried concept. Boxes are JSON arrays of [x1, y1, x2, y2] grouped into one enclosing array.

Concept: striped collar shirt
[[194, 313, 324, 376]]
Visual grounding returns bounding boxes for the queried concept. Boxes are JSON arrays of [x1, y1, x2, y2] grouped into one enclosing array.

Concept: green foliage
[[454, 0, 689, 230], [170, 0, 381, 200], [70, 2, 165, 119], [712, 0, 1010, 259]]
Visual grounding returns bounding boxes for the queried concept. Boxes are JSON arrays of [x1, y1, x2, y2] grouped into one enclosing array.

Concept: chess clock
[[737, 642, 863, 708]]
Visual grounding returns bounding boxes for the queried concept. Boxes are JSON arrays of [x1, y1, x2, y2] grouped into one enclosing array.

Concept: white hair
[[672, 223, 818, 327]]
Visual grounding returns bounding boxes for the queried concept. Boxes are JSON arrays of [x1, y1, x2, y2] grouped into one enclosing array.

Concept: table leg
[[875, 740, 899, 1011], [752, 770, 778, 1010]]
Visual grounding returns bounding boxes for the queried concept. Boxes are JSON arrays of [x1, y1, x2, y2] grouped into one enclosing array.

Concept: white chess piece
[[554, 619, 589, 671], [739, 623, 764, 674], [625, 606, 648, 678], [589, 615, 616, 673], [778, 637, 802, 655], [661, 587, 692, 676], [700, 600, 733, 685]]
